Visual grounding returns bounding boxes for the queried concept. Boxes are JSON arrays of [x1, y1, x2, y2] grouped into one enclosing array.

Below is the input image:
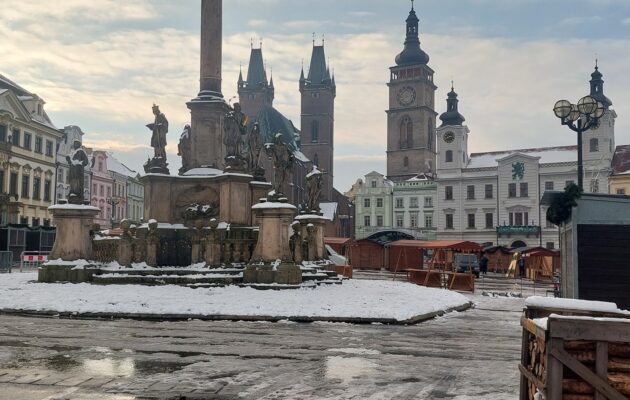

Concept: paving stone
[[79, 377, 114, 388], [12, 373, 48, 384], [0, 373, 20, 383], [56, 375, 94, 386], [33, 374, 73, 385]]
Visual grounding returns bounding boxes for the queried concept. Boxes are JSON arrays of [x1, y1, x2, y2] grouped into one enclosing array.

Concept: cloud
[[283, 20, 325, 30], [560, 16, 603, 25], [248, 19, 268, 28]]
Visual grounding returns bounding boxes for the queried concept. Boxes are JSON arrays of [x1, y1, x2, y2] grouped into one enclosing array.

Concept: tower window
[[445, 150, 453, 163], [590, 138, 599, 152], [400, 117, 413, 149], [311, 121, 319, 143]]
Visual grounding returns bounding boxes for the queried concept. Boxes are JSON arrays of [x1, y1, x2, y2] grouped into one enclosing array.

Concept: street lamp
[[106, 196, 120, 229], [553, 95, 605, 191]]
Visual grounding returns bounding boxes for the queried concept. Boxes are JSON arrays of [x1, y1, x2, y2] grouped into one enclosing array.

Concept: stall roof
[[512, 246, 559, 257], [324, 237, 352, 245], [387, 240, 482, 251]]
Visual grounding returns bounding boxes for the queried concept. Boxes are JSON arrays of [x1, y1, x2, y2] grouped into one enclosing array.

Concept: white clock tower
[[386, 2, 437, 182], [436, 86, 469, 171]]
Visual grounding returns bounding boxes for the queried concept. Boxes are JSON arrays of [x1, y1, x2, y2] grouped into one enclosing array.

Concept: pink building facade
[[88, 150, 114, 228]]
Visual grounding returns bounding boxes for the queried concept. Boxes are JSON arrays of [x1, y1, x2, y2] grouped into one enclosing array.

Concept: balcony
[[496, 225, 541, 238]]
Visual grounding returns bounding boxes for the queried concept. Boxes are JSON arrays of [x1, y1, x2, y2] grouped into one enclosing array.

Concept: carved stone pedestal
[[245, 201, 302, 285], [48, 204, 99, 261], [295, 214, 328, 262]]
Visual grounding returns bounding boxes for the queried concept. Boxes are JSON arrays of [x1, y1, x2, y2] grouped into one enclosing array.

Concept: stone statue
[[247, 122, 263, 176], [147, 104, 168, 159], [305, 166, 323, 214], [65, 140, 89, 205], [223, 103, 248, 169], [266, 133, 294, 198], [289, 221, 301, 262], [178, 124, 192, 174]]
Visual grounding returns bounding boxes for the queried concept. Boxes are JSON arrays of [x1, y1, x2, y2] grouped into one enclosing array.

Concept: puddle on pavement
[[46, 354, 81, 371], [325, 356, 377, 384]]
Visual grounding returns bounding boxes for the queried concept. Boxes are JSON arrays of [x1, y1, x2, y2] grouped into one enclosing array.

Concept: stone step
[[93, 273, 243, 286], [99, 268, 244, 277]]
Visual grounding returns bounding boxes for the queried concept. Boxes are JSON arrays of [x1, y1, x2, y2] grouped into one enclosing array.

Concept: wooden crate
[[520, 308, 630, 400]]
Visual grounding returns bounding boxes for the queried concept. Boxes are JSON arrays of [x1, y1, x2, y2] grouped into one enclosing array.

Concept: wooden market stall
[[511, 247, 561, 281], [346, 239, 385, 270], [390, 240, 483, 292], [483, 245, 512, 273], [324, 237, 351, 255]]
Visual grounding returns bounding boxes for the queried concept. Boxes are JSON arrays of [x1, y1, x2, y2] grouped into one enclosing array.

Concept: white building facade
[[435, 68, 616, 249], [392, 174, 437, 240]]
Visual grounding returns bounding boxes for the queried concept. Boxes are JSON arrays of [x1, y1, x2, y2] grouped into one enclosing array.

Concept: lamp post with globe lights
[[553, 96, 605, 191]]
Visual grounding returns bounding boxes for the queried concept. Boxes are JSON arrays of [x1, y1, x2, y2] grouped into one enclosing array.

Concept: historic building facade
[[354, 171, 394, 240], [88, 150, 114, 228], [127, 174, 144, 223], [610, 145, 630, 195], [435, 67, 616, 249], [300, 41, 336, 201], [386, 3, 437, 182], [392, 174, 437, 240], [0, 74, 61, 226]]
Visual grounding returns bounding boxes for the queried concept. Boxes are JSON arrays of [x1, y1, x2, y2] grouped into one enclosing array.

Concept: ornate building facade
[[0, 74, 61, 226], [386, 3, 437, 182]]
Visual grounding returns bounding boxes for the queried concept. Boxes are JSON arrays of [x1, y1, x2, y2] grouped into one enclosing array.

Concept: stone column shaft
[[200, 0, 222, 95]]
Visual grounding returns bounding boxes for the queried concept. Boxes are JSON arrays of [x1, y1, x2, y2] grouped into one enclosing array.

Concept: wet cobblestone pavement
[[0, 275, 542, 399]]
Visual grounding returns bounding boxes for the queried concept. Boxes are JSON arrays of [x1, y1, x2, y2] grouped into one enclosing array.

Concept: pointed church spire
[[307, 39, 331, 85], [238, 63, 244, 85], [395, 2, 429, 66], [269, 68, 274, 88], [590, 60, 612, 109], [245, 44, 268, 87], [439, 85, 465, 127]]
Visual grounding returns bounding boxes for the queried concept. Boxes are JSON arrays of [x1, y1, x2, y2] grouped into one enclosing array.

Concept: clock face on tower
[[443, 131, 455, 143], [397, 86, 416, 106]]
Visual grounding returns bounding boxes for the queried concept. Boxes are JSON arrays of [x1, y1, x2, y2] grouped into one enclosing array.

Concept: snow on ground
[[0, 273, 469, 321]]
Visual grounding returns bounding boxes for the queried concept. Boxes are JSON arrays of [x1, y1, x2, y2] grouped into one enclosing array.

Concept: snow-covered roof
[[183, 167, 223, 176], [467, 146, 577, 169], [106, 153, 137, 177], [319, 202, 338, 221]]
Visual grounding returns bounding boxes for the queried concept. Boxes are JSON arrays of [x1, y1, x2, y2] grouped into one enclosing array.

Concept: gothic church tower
[[386, 3, 437, 182], [237, 45, 274, 121], [300, 41, 336, 201]]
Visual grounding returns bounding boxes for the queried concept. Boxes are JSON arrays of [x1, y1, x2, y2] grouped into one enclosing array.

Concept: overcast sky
[[2, 0, 630, 191]]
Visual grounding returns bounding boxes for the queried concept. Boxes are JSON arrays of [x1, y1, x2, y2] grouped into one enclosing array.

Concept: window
[[364, 215, 371, 227], [44, 179, 51, 202], [445, 186, 453, 200], [37, 103, 42, 115], [34, 136, 43, 153], [425, 214, 433, 228], [485, 213, 494, 228], [21, 175, 29, 198], [590, 179, 599, 193], [445, 214, 454, 229], [43, 219, 51, 227], [32, 177, 41, 200], [445, 150, 453, 163], [371, 180, 377, 188], [311, 120, 319, 143], [424, 196, 433, 207], [375, 198, 382, 208], [0, 170, 3, 193], [9, 173, 18, 196], [376, 215, 383, 226], [23, 132, 32, 150], [546, 242, 555, 250], [364, 198, 371, 208], [19, 217, 28, 225], [545, 181, 554, 191], [617, 188, 626, 195], [98, 161, 103, 172], [590, 138, 599, 152], [395, 213, 404, 228], [11, 129, 20, 145], [467, 185, 475, 200], [400, 117, 413, 149], [409, 197, 418, 208], [427, 119, 433, 150], [45, 140, 54, 157], [485, 184, 493, 199], [509, 212, 529, 227], [0, 125, 6, 142], [395, 197, 404, 208], [92, 183, 97, 195], [520, 182, 528, 197], [32, 217, 40, 227], [565, 180, 574, 188], [467, 213, 475, 229], [100, 185, 104, 197], [508, 183, 516, 198], [410, 213, 418, 228]]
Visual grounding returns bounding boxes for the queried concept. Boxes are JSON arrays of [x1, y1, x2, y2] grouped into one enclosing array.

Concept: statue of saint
[[224, 103, 248, 160], [65, 140, 90, 205], [178, 124, 192, 173], [305, 166, 323, 214], [146, 104, 168, 159], [247, 122, 263, 174], [266, 133, 294, 197]]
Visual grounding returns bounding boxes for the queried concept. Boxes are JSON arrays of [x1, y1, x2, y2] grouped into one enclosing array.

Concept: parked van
[[325, 244, 348, 266], [452, 254, 480, 278]]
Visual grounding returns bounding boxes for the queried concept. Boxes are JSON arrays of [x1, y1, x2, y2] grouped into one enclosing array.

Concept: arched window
[[313, 153, 319, 166], [445, 150, 453, 163], [400, 117, 413, 149], [590, 138, 599, 152], [403, 156, 409, 169], [311, 121, 319, 143], [427, 119, 433, 150]]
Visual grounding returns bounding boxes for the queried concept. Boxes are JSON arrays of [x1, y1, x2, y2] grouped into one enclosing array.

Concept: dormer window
[[37, 103, 42, 116]]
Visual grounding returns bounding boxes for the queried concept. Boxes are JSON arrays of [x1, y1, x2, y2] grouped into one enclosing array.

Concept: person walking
[[479, 253, 489, 275], [518, 254, 526, 278]]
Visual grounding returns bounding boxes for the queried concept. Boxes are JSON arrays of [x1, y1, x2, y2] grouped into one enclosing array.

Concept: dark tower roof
[[246, 48, 268, 87], [439, 86, 465, 127], [590, 62, 612, 109], [307, 45, 332, 85], [395, 3, 429, 66]]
